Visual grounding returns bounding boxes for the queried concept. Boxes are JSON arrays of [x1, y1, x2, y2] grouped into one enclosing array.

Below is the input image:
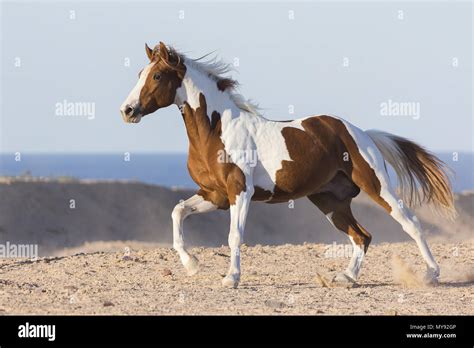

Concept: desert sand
[[0, 241, 472, 315]]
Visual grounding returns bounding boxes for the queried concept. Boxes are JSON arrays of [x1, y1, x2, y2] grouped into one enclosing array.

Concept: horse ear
[[145, 43, 153, 61], [158, 41, 169, 61]]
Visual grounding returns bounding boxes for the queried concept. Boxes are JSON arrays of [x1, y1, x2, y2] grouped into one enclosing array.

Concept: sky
[[0, 0, 472, 153]]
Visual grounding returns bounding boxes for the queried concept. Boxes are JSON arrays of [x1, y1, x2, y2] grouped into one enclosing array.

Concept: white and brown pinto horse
[[120, 42, 455, 288]]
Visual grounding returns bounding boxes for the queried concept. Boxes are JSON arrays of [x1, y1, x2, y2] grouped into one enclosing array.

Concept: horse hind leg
[[308, 192, 372, 284], [349, 149, 440, 283]]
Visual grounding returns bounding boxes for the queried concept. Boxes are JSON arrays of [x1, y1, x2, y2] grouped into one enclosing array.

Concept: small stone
[[103, 301, 114, 307], [162, 269, 172, 276], [264, 300, 286, 309]]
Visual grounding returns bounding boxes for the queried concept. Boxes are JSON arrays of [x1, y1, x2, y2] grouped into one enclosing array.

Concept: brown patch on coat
[[182, 93, 246, 208], [262, 116, 344, 202], [265, 115, 391, 212]]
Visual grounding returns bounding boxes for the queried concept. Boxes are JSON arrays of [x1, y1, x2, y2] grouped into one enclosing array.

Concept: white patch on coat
[[222, 116, 304, 190], [175, 54, 260, 115], [175, 64, 237, 116]]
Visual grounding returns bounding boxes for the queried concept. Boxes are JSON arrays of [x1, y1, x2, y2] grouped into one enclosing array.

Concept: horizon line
[[1, 150, 473, 155]]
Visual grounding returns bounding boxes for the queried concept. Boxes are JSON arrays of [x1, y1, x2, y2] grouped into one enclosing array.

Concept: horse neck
[[175, 63, 266, 154], [174, 64, 246, 121]]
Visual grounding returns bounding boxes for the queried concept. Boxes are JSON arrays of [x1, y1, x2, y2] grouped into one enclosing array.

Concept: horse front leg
[[222, 184, 254, 288], [171, 193, 217, 275]]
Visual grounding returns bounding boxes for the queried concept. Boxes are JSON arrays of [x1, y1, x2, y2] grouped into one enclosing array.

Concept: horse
[[120, 42, 455, 288]]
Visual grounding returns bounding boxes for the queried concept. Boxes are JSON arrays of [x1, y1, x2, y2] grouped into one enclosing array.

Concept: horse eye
[[153, 73, 161, 81]]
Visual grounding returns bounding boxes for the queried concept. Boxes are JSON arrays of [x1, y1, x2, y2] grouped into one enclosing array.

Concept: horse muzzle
[[121, 103, 142, 123]]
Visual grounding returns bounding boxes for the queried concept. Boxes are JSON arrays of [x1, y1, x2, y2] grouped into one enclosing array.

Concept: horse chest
[[186, 141, 231, 194]]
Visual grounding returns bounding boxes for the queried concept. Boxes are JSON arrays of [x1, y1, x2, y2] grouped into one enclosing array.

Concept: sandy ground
[[0, 241, 472, 315]]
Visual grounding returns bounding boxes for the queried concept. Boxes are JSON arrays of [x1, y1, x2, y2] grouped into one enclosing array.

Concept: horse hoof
[[184, 255, 199, 276], [332, 272, 356, 286], [222, 275, 239, 288], [424, 271, 439, 286]]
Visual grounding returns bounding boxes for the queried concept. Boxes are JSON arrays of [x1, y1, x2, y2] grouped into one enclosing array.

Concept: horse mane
[[155, 45, 261, 116]]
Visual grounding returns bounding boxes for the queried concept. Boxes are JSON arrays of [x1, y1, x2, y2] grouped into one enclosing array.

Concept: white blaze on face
[[120, 62, 156, 114]]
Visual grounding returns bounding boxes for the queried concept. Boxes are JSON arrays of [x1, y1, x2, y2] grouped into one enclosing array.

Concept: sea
[[0, 153, 196, 189], [0, 152, 472, 192]]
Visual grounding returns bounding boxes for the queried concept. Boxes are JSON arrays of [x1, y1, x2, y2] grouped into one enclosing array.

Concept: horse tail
[[365, 130, 456, 219]]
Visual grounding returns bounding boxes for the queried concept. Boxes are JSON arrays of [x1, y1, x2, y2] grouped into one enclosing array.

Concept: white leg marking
[[222, 185, 254, 288], [326, 214, 365, 283], [325, 212, 336, 228], [171, 194, 217, 275], [390, 206, 440, 280], [345, 236, 365, 281]]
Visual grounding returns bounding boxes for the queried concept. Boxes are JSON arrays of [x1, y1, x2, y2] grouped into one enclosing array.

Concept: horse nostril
[[124, 105, 134, 116]]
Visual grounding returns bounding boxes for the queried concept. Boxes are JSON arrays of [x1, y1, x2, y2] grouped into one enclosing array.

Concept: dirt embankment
[[0, 179, 472, 256]]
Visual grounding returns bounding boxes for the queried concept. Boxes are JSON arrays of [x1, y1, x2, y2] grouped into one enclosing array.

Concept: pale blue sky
[[1, 0, 472, 153]]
